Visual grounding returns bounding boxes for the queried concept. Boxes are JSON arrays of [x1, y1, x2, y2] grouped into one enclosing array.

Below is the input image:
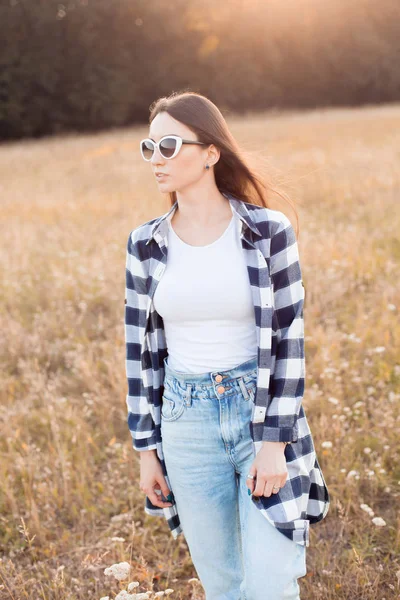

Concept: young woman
[[124, 91, 330, 600]]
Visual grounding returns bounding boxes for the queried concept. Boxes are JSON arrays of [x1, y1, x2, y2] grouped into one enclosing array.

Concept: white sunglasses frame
[[139, 134, 208, 161]]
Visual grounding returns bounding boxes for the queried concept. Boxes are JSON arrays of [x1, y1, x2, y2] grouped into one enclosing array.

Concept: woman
[[124, 91, 330, 600]]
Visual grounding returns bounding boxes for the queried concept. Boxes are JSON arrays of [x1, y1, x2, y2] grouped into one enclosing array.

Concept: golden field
[[0, 103, 399, 599]]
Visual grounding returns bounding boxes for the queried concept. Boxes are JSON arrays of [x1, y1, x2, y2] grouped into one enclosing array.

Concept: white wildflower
[[111, 537, 125, 543], [346, 470, 359, 479], [188, 578, 200, 583], [360, 503, 374, 517], [372, 517, 386, 527], [164, 590, 174, 596], [363, 447, 372, 454], [327, 397, 339, 405], [127, 582, 140, 592], [115, 592, 135, 600], [100, 597, 110, 600], [374, 346, 385, 353], [347, 333, 361, 343], [321, 441, 332, 449], [104, 561, 131, 581], [387, 304, 396, 311]]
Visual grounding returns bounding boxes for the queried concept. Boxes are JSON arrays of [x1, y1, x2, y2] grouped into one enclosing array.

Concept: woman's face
[[148, 112, 214, 193]]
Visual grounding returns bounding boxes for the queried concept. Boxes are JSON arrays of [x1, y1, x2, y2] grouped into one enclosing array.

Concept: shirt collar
[[145, 192, 262, 246]]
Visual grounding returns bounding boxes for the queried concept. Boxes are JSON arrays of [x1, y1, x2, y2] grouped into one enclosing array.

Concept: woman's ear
[[206, 143, 220, 166]]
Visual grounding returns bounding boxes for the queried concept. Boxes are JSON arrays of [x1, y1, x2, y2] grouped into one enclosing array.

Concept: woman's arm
[[125, 229, 157, 452], [262, 214, 306, 444]]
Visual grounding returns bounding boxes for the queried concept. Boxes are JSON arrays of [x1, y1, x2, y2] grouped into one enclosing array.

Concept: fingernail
[[248, 489, 251, 496], [167, 493, 173, 502]]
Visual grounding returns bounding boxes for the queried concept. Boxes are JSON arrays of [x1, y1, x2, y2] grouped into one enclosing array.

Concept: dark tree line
[[0, 0, 399, 140]]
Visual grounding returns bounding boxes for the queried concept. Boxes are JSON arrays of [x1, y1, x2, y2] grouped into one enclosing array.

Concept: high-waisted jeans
[[161, 355, 307, 600]]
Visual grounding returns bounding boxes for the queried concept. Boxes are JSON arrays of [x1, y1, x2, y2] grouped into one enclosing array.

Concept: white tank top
[[153, 204, 258, 373]]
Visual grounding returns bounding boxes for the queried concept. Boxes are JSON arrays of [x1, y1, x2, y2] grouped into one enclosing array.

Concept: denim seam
[[237, 475, 247, 600]]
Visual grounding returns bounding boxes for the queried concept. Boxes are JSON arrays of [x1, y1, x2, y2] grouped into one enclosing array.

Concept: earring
[[205, 164, 210, 170]]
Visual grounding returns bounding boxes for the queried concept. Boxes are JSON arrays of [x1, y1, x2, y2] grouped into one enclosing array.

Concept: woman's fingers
[[264, 479, 281, 496], [139, 455, 174, 508], [147, 485, 173, 508], [246, 468, 257, 494], [252, 472, 288, 498]]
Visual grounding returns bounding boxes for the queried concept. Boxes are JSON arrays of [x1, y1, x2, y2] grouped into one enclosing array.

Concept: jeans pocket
[[161, 388, 186, 422]]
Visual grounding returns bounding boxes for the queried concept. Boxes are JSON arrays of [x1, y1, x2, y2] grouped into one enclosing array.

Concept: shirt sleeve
[[262, 215, 306, 444], [125, 230, 157, 452]]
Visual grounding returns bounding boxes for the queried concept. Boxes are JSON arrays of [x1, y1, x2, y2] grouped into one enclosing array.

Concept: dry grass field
[[0, 103, 399, 600]]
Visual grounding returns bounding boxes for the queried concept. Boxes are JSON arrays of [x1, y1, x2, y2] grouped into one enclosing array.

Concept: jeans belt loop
[[238, 377, 249, 401], [185, 383, 193, 407]]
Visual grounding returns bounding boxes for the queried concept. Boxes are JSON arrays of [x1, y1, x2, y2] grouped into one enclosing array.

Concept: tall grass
[[0, 104, 399, 599]]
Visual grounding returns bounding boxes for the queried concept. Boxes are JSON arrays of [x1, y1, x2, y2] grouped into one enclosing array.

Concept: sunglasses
[[140, 135, 208, 161]]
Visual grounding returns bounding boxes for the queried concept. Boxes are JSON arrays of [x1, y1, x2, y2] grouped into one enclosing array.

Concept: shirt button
[[217, 385, 225, 393], [215, 374, 223, 382]]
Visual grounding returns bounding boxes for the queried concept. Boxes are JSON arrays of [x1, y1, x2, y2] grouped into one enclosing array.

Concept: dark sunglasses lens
[[141, 140, 154, 160], [160, 137, 177, 158]]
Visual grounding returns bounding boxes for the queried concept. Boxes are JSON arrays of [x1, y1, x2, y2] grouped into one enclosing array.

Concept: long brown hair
[[149, 90, 300, 236]]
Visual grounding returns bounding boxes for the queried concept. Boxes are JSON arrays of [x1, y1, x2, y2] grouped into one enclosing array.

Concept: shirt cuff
[[261, 425, 299, 443], [132, 436, 158, 452]]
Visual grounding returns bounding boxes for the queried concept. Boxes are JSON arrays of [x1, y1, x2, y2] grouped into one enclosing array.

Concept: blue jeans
[[161, 356, 307, 600]]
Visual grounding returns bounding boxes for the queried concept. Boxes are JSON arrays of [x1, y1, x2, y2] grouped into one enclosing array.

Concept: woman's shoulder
[[126, 214, 162, 251], [245, 202, 292, 238]]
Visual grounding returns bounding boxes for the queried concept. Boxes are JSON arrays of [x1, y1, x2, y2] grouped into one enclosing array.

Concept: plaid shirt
[[125, 192, 330, 546]]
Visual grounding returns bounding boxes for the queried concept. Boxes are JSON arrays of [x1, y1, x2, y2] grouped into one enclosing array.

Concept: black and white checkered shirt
[[125, 192, 330, 546]]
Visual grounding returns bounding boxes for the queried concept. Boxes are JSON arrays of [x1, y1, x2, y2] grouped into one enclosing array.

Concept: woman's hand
[[246, 441, 288, 498], [139, 450, 174, 508]]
